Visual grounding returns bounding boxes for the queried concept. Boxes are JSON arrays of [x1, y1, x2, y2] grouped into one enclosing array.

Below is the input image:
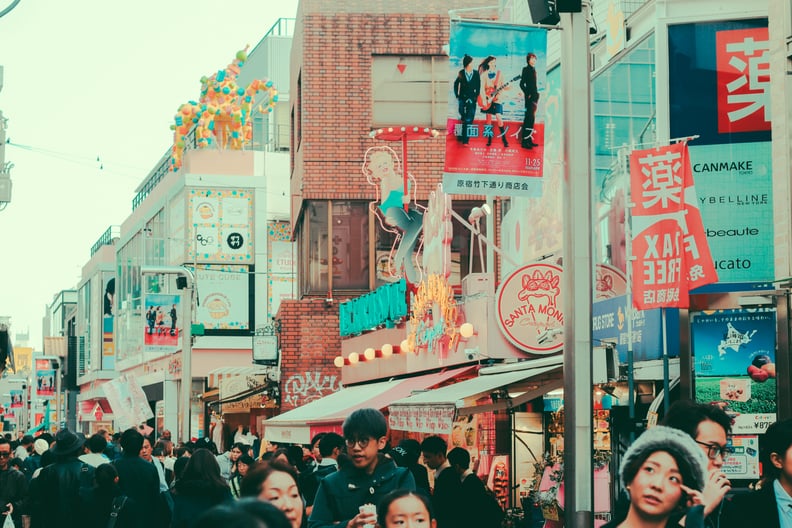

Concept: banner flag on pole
[[630, 142, 717, 309]]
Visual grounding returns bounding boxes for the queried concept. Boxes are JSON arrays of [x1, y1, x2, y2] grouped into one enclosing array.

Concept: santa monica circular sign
[[496, 263, 564, 354]]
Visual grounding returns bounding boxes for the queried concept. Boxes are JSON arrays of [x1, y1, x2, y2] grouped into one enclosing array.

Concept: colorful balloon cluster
[[170, 47, 279, 171]]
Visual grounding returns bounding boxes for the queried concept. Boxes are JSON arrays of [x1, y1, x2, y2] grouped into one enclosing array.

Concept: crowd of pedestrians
[[0, 401, 790, 528]]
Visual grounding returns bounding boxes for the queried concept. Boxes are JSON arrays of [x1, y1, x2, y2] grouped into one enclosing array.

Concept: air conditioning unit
[[462, 273, 490, 297], [592, 345, 619, 384]]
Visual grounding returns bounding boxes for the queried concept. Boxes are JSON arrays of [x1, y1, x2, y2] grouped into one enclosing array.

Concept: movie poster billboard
[[9, 390, 22, 409], [143, 293, 180, 353], [691, 308, 776, 434], [443, 20, 547, 197]]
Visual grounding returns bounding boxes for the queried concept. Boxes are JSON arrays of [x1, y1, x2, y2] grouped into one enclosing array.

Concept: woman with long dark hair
[[169, 449, 232, 528]]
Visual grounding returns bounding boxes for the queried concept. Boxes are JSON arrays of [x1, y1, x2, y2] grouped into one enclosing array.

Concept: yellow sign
[[407, 274, 458, 356]]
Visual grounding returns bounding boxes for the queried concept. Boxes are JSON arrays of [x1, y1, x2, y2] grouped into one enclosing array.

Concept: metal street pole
[[141, 266, 194, 444], [561, 2, 593, 526]]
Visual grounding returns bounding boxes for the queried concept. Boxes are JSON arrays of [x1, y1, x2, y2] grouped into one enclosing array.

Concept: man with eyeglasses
[[662, 399, 734, 527], [309, 408, 415, 528], [0, 438, 26, 528]]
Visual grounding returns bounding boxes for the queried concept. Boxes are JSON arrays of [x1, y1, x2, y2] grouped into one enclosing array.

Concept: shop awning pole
[[561, 3, 594, 525]]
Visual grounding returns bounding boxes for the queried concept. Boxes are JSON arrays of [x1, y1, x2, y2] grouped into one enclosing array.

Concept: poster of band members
[[10, 390, 22, 408], [443, 20, 547, 197], [144, 293, 180, 353], [35, 358, 56, 398], [691, 308, 776, 434]]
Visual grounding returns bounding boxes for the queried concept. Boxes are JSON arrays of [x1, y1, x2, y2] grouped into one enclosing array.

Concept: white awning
[[207, 366, 272, 388], [388, 361, 563, 433], [263, 366, 475, 445]]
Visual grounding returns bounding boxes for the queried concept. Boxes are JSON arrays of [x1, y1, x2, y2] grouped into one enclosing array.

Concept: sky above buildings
[[0, 0, 299, 348]]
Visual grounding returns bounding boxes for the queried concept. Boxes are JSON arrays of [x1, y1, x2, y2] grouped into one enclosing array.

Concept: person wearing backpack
[[82, 463, 141, 528], [448, 447, 505, 528], [113, 428, 170, 528], [26, 428, 95, 528]]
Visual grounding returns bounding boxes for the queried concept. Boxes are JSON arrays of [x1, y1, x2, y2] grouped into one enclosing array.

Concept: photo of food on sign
[[691, 309, 776, 419]]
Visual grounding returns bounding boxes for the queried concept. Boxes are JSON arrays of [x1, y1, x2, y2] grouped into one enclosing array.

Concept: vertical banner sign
[[143, 293, 181, 354], [443, 21, 547, 197], [35, 359, 56, 398], [630, 143, 717, 309], [716, 28, 770, 135], [691, 309, 776, 435]]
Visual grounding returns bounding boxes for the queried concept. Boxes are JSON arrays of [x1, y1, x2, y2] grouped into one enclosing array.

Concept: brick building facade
[[279, 0, 494, 411]]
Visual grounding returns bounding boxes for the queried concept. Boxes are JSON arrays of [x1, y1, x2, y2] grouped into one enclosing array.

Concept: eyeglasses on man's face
[[695, 440, 734, 460], [0, 451, 10, 458], [345, 437, 372, 449]]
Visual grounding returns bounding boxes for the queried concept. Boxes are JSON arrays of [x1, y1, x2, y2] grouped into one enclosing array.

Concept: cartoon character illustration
[[518, 270, 561, 307], [363, 146, 425, 284]]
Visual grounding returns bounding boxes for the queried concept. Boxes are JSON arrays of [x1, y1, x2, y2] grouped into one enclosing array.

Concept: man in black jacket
[[453, 54, 480, 145], [448, 447, 504, 528], [113, 428, 170, 528], [27, 429, 93, 528], [0, 437, 27, 527], [421, 436, 463, 528], [519, 53, 540, 149]]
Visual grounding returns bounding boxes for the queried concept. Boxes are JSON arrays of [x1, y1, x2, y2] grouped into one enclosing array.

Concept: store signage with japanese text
[[629, 142, 717, 309], [592, 295, 675, 363], [496, 263, 564, 354]]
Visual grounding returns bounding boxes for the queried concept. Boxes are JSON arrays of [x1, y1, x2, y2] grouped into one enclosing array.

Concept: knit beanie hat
[[33, 438, 49, 455], [620, 425, 708, 491]]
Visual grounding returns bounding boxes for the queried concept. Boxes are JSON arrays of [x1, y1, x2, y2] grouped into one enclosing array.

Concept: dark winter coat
[[27, 458, 94, 528], [0, 467, 27, 527], [169, 478, 233, 528], [308, 455, 415, 528], [113, 455, 168, 527]]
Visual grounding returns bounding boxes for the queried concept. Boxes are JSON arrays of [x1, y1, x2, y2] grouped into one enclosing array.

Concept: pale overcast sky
[[0, 0, 299, 348]]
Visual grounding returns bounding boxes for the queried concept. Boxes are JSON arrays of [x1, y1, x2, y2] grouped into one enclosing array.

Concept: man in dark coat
[[519, 53, 540, 148], [113, 428, 170, 528], [421, 436, 463, 528], [26, 429, 93, 528], [448, 447, 504, 528], [0, 437, 27, 527], [453, 54, 481, 145]]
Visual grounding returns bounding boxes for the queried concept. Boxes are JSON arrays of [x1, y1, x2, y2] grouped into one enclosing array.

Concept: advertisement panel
[[668, 19, 773, 285], [691, 309, 776, 434], [443, 21, 547, 197], [102, 374, 155, 431], [144, 293, 180, 353], [194, 265, 249, 330], [188, 188, 253, 263]]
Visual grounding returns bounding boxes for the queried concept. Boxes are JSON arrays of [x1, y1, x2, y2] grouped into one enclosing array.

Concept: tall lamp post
[[141, 266, 195, 444]]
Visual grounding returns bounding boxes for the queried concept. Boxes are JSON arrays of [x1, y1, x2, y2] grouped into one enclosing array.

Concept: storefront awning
[[207, 366, 273, 389], [263, 365, 475, 445], [388, 361, 563, 434]]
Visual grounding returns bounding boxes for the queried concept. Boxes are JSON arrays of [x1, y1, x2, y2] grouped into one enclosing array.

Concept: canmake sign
[[496, 263, 564, 354]]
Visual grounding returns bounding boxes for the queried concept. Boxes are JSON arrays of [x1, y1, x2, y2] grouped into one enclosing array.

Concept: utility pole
[[561, 0, 594, 525], [141, 266, 194, 444]]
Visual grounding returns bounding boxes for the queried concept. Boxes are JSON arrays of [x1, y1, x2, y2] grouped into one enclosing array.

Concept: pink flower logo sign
[[496, 263, 564, 354]]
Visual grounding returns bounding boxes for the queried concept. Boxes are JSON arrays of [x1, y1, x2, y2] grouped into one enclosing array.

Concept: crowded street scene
[[1, 0, 791, 526]]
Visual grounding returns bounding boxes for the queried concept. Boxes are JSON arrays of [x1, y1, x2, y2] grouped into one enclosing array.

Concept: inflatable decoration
[[169, 46, 278, 171]]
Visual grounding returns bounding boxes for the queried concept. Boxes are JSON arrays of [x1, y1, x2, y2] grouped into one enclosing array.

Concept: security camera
[[466, 352, 476, 361]]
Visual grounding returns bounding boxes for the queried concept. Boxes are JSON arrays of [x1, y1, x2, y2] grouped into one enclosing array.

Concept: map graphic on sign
[[718, 322, 757, 357]]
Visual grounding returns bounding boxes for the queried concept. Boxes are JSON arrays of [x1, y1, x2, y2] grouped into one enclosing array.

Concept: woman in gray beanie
[[603, 425, 709, 528]]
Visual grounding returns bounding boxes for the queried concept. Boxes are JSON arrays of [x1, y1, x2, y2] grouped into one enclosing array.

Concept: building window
[[372, 55, 448, 128], [300, 201, 371, 295]]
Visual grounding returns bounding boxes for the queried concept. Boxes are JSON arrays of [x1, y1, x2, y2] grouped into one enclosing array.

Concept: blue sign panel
[[592, 295, 677, 363]]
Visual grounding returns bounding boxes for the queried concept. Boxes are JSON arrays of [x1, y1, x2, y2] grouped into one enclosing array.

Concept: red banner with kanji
[[630, 142, 718, 309]]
